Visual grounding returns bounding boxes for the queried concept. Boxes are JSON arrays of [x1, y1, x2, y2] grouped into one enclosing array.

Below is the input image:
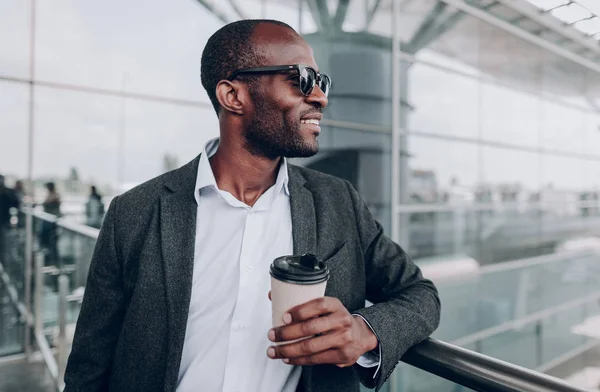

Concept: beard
[[243, 96, 319, 159]]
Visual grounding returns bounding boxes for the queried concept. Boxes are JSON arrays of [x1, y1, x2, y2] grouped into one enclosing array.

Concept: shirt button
[[246, 265, 254, 272]]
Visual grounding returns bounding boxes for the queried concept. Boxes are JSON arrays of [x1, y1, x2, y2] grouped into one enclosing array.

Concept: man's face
[[242, 25, 328, 159]]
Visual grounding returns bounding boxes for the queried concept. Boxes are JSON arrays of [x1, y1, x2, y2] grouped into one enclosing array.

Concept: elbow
[[420, 279, 441, 335]]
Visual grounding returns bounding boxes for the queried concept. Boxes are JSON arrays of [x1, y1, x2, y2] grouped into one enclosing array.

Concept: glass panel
[[540, 102, 586, 155], [120, 99, 218, 191], [0, 226, 26, 301], [36, 0, 221, 102], [0, 81, 29, 182], [291, 127, 392, 234], [0, 283, 24, 356], [582, 161, 600, 221], [32, 86, 217, 206], [0, 81, 29, 301], [432, 252, 600, 344], [480, 323, 538, 369], [541, 308, 587, 367], [584, 112, 600, 158], [410, 64, 480, 139], [392, 363, 476, 392], [408, 137, 479, 204], [480, 83, 540, 148], [479, 147, 541, 262], [0, 1, 29, 78], [400, 137, 478, 258], [540, 154, 585, 194], [539, 155, 585, 217], [401, 209, 480, 261]]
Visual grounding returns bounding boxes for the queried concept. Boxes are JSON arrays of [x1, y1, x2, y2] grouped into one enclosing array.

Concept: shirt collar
[[194, 137, 290, 205]]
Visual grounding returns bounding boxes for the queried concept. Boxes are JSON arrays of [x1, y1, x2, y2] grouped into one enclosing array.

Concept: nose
[[306, 85, 328, 109]]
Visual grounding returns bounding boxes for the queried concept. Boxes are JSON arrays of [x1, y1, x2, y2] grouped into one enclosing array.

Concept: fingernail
[[283, 313, 292, 324], [267, 347, 275, 358], [283, 358, 290, 364], [268, 329, 275, 341]]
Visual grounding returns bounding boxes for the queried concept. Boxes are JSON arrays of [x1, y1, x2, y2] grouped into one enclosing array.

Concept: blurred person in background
[[14, 180, 25, 229], [85, 185, 105, 229], [39, 181, 61, 264], [0, 174, 19, 261]]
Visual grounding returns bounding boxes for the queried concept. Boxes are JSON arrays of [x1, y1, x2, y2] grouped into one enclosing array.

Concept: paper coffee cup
[[270, 254, 329, 344]]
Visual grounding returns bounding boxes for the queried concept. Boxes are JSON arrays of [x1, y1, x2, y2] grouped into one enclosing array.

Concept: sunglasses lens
[[319, 74, 331, 97], [299, 67, 316, 96]]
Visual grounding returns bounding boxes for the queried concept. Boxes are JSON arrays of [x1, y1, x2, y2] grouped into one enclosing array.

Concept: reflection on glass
[[481, 83, 540, 148], [0, 1, 29, 78], [292, 127, 392, 233], [36, 0, 218, 102], [410, 63, 480, 139], [408, 137, 478, 204], [0, 81, 29, 181], [33, 86, 217, 216], [540, 101, 585, 154]]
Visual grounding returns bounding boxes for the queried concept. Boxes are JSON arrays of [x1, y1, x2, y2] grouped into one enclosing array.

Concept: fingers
[[270, 311, 352, 343], [268, 333, 334, 360], [267, 331, 356, 367], [281, 349, 341, 366], [284, 297, 342, 325]]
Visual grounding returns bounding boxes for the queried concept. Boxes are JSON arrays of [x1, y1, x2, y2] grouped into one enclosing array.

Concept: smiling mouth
[[300, 119, 320, 126]]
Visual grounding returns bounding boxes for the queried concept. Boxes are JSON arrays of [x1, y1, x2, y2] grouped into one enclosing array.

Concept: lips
[[300, 118, 320, 126], [300, 112, 322, 128]]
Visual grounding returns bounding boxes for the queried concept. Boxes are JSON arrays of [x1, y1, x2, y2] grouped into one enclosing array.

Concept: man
[[64, 20, 440, 392]]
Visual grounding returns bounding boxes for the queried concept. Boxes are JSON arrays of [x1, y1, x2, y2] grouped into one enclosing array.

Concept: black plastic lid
[[270, 254, 329, 285]]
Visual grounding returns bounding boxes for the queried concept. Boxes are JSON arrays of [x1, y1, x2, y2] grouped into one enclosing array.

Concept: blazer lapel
[[288, 165, 317, 392], [288, 166, 317, 256], [160, 156, 200, 392]]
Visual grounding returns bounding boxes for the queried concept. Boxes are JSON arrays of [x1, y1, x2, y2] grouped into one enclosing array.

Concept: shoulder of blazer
[[111, 154, 200, 212], [288, 163, 350, 193]]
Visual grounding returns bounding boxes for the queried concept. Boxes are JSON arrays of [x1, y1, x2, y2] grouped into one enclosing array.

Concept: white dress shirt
[[176, 138, 378, 392]]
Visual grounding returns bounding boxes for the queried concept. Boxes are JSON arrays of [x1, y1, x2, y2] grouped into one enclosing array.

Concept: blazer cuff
[[352, 314, 381, 377]]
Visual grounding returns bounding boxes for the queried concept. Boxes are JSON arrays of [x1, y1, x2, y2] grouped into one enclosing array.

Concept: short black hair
[[201, 19, 297, 115]]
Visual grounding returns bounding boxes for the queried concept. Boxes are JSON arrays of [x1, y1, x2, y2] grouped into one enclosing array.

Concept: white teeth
[[301, 119, 320, 125]]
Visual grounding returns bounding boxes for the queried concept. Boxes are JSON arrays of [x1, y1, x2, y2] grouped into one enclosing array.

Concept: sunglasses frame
[[227, 64, 331, 97]]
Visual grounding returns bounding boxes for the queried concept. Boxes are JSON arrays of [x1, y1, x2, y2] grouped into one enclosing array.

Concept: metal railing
[[401, 338, 590, 392]]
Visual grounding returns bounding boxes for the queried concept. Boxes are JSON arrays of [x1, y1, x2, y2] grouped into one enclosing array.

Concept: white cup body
[[270, 276, 327, 344]]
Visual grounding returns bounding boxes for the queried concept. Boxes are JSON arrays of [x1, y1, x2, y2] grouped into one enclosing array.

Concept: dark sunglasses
[[227, 64, 331, 97]]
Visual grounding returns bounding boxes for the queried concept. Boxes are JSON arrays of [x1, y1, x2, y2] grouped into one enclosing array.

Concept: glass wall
[[399, 13, 600, 264]]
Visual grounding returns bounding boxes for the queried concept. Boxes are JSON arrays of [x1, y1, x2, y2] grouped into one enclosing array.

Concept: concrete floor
[[0, 357, 56, 392]]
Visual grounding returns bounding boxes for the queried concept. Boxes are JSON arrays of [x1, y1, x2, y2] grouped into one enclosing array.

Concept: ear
[[216, 80, 248, 115]]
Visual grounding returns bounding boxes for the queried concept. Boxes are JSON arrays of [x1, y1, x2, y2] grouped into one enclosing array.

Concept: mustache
[[299, 108, 322, 118]]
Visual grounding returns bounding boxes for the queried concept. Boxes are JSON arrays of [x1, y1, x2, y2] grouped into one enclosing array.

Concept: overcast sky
[[1, 0, 600, 194]]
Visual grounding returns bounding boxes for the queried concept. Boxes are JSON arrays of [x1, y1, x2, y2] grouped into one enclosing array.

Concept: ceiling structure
[[194, 0, 600, 100]]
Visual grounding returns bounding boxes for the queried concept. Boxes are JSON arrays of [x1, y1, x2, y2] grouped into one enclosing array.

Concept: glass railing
[[398, 249, 600, 392], [401, 200, 600, 263], [398, 338, 589, 392], [0, 206, 94, 391]]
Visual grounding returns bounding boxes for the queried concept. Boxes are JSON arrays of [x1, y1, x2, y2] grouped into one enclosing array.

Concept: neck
[[209, 132, 282, 207]]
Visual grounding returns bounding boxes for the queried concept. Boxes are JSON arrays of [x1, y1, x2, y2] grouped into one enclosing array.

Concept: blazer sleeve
[[346, 181, 441, 391], [64, 196, 126, 392]]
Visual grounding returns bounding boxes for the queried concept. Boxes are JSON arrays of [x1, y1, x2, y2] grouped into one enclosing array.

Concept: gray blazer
[[64, 155, 440, 392]]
